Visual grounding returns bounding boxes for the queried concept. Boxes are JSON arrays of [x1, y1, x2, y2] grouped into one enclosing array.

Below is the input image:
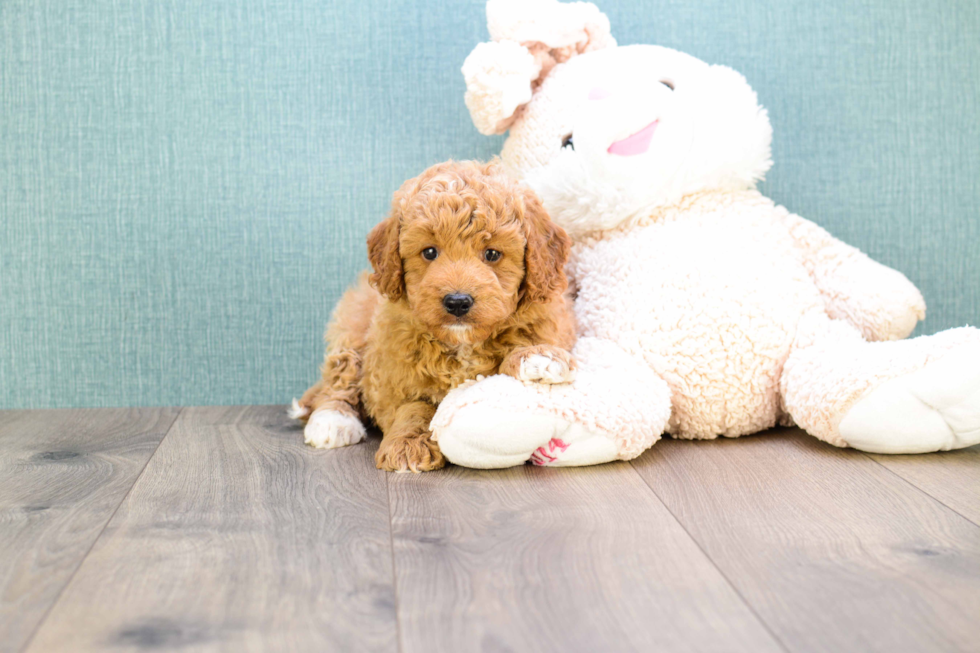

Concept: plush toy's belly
[[572, 210, 823, 438]]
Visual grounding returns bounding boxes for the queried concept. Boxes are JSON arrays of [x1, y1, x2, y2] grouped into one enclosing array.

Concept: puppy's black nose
[[442, 293, 474, 317]]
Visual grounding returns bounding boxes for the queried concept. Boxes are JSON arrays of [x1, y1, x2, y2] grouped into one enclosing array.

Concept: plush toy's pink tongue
[[607, 120, 658, 156]]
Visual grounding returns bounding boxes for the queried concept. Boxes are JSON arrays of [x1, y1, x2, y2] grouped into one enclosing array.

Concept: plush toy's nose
[[443, 293, 474, 317], [607, 120, 659, 157]]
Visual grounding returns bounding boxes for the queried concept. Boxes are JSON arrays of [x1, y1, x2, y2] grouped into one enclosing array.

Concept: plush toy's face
[[501, 45, 773, 236]]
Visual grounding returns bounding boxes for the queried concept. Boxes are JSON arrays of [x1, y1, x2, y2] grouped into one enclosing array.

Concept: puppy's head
[[367, 160, 570, 344]]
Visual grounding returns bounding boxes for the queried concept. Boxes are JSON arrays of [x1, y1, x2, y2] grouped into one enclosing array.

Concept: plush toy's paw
[[304, 409, 367, 450], [433, 337, 673, 468], [375, 435, 445, 473], [432, 383, 618, 470], [433, 401, 561, 469], [839, 344, 980, 453]]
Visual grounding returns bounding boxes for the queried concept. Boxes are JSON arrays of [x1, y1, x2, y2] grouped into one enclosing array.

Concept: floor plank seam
[[627, 460, 793, 653], [863, 453, 980, 528], [16, 407, 185, 653], [385, 470, 406, 653]]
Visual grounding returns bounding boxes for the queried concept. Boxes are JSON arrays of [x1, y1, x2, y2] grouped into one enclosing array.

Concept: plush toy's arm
[[781, 212, 925, 341]]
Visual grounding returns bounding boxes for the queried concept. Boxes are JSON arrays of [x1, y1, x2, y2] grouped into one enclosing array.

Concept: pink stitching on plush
[[532, 447, 555, 463], [530, 437, 570, 465]]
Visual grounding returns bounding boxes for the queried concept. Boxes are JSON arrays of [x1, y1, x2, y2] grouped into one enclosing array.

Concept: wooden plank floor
[[2, 407, 978, 653], [0, 408, 179, 653]]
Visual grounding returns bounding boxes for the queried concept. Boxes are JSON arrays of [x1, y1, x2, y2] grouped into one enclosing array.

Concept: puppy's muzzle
[[442, 293, 474, 317]]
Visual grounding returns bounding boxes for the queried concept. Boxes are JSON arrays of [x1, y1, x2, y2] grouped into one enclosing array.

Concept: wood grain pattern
[[632, 429, 980, 653], [388, 461, 783, 653], [0, 407, 180, 653], [8, 408, 979, 652], [24, 406, 398, 653], [868, 445, 980, 526]]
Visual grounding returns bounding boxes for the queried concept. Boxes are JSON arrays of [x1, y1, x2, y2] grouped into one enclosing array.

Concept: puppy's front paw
[[519, 353, 575, 384], [504, 346, 575, 385], [375, 434, 445, 473], [304, 409, 367, 449]]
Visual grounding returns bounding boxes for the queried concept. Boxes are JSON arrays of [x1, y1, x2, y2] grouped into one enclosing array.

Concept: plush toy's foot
[[839, 344, 980, 453], [438, 407, 618, 469], [433, 399, 570, 469], [431, 337, 672, 469], [783, 313, 980, 453], [303, 408, 367, 450]]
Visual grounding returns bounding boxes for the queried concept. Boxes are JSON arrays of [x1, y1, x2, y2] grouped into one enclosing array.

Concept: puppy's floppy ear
[[520, 189, 571, 304], [367, 215, 404, 301]]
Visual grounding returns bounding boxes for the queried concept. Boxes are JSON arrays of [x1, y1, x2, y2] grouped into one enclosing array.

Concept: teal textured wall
[[2, 0, 978, 409]]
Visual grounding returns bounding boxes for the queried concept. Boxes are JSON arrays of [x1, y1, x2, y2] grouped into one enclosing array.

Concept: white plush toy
[[430, 0, 980, 468]]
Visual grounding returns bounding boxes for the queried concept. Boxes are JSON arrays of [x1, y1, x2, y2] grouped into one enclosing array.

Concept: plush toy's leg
[[431, 338, 672, 469], [781, 311, 980, 453]]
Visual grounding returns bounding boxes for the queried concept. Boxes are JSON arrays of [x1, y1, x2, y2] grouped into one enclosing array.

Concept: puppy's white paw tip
[[304, 410, 367, 450], [288, 399, 310, 420], [519, 354, 573, 384]]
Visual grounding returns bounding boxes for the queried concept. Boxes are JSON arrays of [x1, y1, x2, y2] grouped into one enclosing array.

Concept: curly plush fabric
[[566, 189, 937, 442]]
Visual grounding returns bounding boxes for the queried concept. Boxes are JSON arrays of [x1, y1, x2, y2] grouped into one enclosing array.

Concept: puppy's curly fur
[[294, 160, 576, 472]]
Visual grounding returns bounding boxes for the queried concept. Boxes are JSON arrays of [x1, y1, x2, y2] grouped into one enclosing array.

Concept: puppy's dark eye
[[561, 134, 574, 150], [421, 247, 438, 261], [484, 249, 502, 263], [660, 80, 675, 91]]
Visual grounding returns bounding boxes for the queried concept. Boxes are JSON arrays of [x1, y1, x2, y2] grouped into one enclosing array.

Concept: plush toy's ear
[[367, 214, 404, 302], [462, 41, 541, 136], [462, 0, 616, 136], [520, 188, 571, 304], [487, 0, 615, 55]]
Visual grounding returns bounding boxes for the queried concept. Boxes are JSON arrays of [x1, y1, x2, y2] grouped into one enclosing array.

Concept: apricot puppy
[[292, 160, 576, 472]]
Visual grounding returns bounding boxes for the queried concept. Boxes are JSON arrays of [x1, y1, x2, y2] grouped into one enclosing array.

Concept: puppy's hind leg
[[304, 404, 367, 450], [293, 276, 378, 449], [296, 349, 367, 450]]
